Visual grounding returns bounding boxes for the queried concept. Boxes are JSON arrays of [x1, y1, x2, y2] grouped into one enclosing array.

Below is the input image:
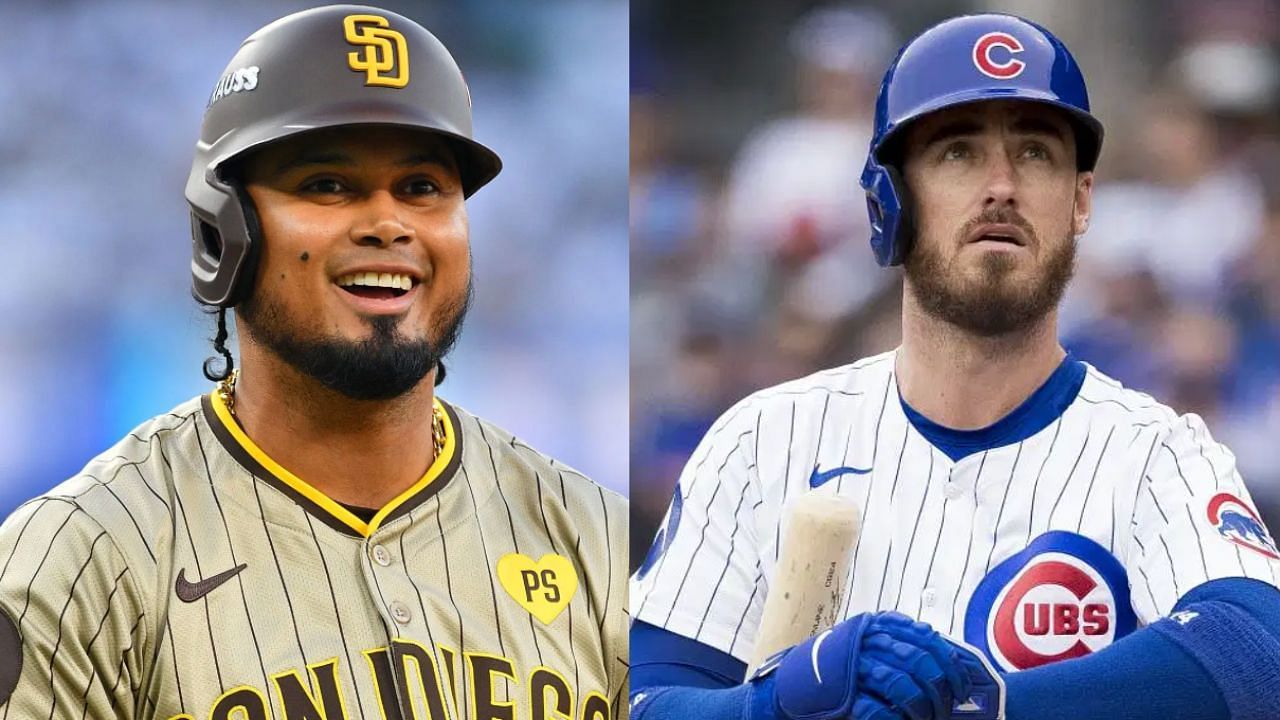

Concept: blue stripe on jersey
[[900, 356, 1087, 461]]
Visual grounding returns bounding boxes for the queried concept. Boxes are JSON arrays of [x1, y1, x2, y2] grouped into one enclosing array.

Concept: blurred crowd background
[[0, 0, 629, 514], [632, 0, 1280, 565], [2, 0, 1277, 564]]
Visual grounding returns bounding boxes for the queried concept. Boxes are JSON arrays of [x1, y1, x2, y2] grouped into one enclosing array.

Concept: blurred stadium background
[[632, 0, 1280, 566], [0, 0, 629, 514]]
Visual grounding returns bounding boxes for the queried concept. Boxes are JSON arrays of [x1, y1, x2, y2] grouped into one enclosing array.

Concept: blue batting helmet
[[859, 14, 1103, 267]]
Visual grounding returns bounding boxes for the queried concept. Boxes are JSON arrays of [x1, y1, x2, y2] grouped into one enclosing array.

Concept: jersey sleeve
[[631, 399, 764, 662], [1127, 413, 1280, 622], [0, 497, 150, 718]]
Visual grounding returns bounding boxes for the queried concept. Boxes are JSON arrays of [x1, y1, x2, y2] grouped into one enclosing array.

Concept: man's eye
[[1023, 144, 1050, 160], [404, 178, 441, 195], [942, 144, 971, 161], [302, 178, 344, 194]]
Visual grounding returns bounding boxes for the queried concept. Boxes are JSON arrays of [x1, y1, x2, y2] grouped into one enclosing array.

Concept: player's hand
[[748, 611, 969, 720], [859, 612, 970, 719], [748, 611, 1004, 720], [860, 613, 1005, 720]]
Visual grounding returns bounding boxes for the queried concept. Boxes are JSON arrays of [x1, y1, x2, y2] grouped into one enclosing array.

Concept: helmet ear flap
[[189, 175, 260, 308], [863, 160, 915, 267], [224, 183, 263, 307], [194, 217, 223, 264], [882, 163, 914, 266]]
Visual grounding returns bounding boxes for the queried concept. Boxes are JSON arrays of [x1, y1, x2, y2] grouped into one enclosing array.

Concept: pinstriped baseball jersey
[[0, 391, 628, 720], [632, 350, 1280, 674]]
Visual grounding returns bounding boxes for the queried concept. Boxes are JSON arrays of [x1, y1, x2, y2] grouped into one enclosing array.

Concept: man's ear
[[1073, 171, 1094, 236]]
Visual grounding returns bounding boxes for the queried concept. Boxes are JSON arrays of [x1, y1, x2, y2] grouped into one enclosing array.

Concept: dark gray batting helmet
[[186, 4, 502, 308]]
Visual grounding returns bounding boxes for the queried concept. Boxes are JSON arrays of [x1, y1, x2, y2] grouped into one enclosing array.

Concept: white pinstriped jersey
[[632, 350, 1280, 674], [0, 392, 628, 720]]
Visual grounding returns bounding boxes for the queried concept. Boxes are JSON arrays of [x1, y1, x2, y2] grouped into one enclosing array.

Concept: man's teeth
[[336, 272, 414, 290]]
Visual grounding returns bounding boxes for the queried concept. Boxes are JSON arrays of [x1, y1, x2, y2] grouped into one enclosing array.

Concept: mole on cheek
[[300, 251, 310, 262]]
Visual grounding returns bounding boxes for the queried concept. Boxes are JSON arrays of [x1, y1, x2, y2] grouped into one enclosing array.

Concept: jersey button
[[943, 482, 964, 500], [372, 545, 392, 567], [390, 601, 412, 624], [922, 588, 937, 606]]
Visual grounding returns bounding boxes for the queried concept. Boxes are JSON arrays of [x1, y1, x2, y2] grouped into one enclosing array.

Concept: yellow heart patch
[[497, 553, 578, 625]]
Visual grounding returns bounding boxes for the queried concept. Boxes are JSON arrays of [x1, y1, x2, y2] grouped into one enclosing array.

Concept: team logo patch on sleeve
[[1207, 492, 1279, 560], [497, 553, 578, 624], [964, 531, 1136, 672]]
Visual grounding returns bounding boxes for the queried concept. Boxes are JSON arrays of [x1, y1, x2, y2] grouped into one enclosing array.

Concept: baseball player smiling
[[0, 6, 627, 719]]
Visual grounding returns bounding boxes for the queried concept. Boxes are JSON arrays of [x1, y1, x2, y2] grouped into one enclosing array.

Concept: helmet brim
[[207, 101, 502, 198], [875, 91, 1104, 172]]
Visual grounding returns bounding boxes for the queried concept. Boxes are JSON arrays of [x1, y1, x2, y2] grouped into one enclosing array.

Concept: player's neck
[[229, 343, 440, 510], [896, 292, 1065, 431]]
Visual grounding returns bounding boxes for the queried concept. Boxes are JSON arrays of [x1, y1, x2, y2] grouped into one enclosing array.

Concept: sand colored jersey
[[632, 351, 1280, 674], [0, 392, 627, 720]]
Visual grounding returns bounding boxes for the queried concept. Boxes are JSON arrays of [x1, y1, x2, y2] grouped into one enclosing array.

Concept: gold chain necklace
[[216, 369, 447, 458]]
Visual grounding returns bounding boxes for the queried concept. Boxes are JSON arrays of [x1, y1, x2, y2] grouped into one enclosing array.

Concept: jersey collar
[[202, 390, 463, 538], [899, 355, 1086, 462]]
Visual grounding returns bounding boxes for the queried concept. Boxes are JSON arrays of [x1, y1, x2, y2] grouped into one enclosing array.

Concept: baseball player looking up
[[631, 13, 1280, 720], [0, 6, 626, 719]]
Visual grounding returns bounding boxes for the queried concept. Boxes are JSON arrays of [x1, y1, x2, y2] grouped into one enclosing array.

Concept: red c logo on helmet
[[973, 32, 1025, 79]]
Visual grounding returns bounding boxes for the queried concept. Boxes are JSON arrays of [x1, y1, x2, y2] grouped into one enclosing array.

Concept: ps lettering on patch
[[521, 568, 562, 602]]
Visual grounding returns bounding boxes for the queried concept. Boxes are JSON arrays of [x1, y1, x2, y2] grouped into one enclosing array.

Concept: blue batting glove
[[947, 640, 1005, 720], [749, 611, 1005, 720], [863, 613, 1005, 720], [750, 613, 911, 720], [861, 612, 968, 719]]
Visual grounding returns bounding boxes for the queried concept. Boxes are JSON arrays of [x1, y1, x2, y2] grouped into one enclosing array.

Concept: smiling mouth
[[335, 272, 416, 300]]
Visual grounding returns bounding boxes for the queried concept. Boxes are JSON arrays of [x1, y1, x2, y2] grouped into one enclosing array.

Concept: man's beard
[[904, 209, 1076, 337], [237, 280, 472, 401]]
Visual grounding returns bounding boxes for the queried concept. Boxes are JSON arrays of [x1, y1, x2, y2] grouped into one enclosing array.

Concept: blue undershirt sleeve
[[629, 620, 758, 720], [1005, 577, 1280, 720], [631, 619, 747, 689], [1149, 577, 1280, 720]]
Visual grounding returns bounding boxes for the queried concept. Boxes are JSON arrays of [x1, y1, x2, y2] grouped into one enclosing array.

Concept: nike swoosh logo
[[809, 465, 872, 488], [810, 629, 833, 684], [175, 564, 247, 603]]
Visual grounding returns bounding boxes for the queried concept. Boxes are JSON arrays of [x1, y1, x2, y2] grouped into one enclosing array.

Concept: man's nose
[[983, 149, 1017, 209], [351, 190, 413, 246]]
